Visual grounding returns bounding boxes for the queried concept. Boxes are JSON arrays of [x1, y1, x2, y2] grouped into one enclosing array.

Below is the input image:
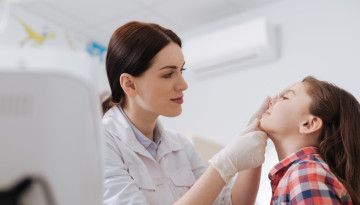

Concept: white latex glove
[[209, 119, 267, 183], [209, 97, 270, 183]]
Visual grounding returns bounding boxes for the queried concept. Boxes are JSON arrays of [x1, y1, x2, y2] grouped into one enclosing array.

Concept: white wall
[[160, 0, 360, 204]]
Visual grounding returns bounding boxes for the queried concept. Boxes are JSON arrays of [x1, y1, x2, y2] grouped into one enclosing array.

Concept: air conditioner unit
[[182, 17, 278, 77]]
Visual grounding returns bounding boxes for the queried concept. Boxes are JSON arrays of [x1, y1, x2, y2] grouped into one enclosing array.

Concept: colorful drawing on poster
[[86, 41, 106, 62], [65, 30, 76, 50], [16, 17, 55, 47]]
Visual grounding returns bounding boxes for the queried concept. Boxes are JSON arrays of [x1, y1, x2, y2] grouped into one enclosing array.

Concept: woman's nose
[[175, 75, 188, 91]]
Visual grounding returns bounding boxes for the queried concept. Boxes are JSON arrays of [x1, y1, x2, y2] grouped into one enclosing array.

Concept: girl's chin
[[258, 122, 273, 139], [258, 120, 266, 131]]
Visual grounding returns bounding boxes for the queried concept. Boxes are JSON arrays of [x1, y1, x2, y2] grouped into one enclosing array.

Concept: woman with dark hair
[[260, 76, 360, 204], [102, 21, 269, 204]]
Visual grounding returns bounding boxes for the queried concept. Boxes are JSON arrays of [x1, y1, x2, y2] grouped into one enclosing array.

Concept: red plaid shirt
[[269, 147, 352, 204]]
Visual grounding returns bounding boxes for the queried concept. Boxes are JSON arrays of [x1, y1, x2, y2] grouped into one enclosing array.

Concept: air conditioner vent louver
[[192, 53, 259, 74]]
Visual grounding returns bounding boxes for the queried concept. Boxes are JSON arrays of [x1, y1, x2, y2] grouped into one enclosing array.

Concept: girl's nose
[[269, 97, 275, 107]]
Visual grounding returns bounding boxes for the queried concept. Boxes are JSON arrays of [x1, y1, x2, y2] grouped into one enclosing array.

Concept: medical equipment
[[0, 49, 104, 205]]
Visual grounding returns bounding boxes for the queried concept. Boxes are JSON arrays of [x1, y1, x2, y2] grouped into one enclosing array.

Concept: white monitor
[[0, 50, 104, 205]]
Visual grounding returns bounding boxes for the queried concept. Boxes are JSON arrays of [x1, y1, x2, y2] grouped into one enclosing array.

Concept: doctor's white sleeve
[[102, 131, 150, 205], [179, 134, 233, 205]]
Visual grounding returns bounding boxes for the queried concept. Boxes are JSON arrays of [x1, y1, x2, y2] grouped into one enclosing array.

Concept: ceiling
[[15, 0, 280, 45]]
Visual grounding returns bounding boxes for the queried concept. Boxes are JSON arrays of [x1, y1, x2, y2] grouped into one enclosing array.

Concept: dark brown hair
[[303, 76, 360, 204], [102, 21, 182, 114]]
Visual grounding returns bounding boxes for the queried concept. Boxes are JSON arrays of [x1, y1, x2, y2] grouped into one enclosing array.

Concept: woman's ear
[[299, 115, 323, 134], [119, 73, 137, 97]]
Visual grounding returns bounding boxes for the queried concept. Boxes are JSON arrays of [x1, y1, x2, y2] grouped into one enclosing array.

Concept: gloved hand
[[208, 97, 270, 184], [248, 96, 271, 125]]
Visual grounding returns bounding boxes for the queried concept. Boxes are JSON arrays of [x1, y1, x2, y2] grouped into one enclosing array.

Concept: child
[[260, 76, 360, 204]]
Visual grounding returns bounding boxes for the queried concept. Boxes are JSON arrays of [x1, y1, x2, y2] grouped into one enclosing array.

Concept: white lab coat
[[102, 105, 232, 205]]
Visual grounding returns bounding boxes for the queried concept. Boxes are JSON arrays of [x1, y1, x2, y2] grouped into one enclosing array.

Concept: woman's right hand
[[208, 119, 267, 183]]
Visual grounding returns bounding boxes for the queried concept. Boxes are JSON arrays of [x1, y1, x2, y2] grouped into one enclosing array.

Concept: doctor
[[102, 21, 268, 205]]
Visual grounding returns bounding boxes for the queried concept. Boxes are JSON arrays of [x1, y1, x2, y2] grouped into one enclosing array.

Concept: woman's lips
[[171, 96, 183, 104]]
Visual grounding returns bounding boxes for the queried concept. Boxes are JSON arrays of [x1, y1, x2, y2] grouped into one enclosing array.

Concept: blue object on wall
[[86, 41, 107, 62]]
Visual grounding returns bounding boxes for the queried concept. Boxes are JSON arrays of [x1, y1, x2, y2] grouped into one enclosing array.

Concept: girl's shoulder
[[285, 157, 352, 204], [287, 154, 337, 183]]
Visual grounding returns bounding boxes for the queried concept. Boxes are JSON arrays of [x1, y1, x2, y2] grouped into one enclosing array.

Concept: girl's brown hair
[[303, 76, 360, 204], [102, 21, 181, 114]]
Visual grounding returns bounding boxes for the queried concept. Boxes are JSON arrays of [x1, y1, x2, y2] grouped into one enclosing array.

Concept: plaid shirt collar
[[268, 147, 319, 184]]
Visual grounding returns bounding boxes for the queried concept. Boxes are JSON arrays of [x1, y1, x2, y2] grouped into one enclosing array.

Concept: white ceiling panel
[[227, 0, 279, 9], [14, 0, 282, 45], [150, 0, 238, 29], [22, 3, 89, 31], [133, 0, 168, 7], [55, 0, 141, 26], [97, 8, 183, 41], [23, 0, 141, 29]]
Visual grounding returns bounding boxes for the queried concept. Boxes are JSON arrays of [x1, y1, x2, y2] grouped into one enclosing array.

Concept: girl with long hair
[[260, 76, 360, 204]]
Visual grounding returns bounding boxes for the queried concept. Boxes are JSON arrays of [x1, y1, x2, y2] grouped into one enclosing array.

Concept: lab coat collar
[[154, 119, 184, 161], [103, 106, 184, 162]]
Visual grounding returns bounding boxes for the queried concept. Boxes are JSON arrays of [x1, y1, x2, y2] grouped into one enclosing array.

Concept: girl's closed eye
[[282, 96, 289, 100], [180, 68, 186, 74]]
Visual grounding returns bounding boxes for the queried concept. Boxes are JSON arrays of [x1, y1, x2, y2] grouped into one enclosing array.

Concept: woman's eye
[[164, 72, 174, 78], [163, 68, 186, 78], [282, 96, 288, 100]]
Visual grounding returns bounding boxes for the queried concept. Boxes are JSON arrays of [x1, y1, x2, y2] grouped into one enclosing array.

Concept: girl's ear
[[120, 73, 137, 97], [299, 115, 323, 134]]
